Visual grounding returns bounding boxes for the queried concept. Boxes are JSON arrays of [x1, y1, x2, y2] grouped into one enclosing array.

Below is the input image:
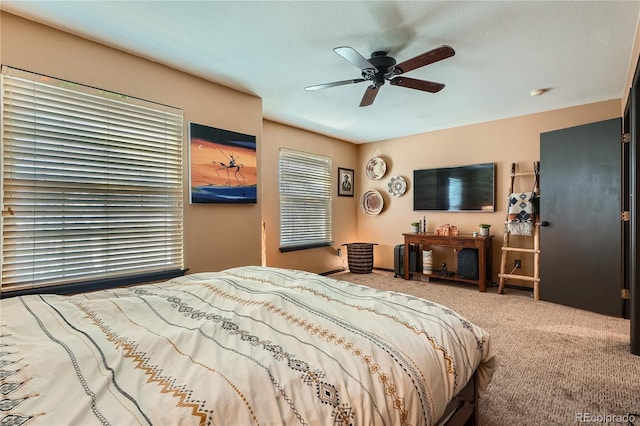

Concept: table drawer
[[415, 237, 476, 248], [448, 239, 476, 248]]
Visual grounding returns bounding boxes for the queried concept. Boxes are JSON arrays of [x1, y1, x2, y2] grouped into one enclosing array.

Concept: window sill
[[279, 242, 332, 253], [0, 269, 188, 298]]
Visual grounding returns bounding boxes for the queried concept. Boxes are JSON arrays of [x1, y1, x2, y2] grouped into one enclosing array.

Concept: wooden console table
[[402, 233, 493, 292]]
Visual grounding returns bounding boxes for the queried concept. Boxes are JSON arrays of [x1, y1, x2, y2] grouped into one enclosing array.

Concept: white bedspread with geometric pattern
[[0, 266, 495, 425]]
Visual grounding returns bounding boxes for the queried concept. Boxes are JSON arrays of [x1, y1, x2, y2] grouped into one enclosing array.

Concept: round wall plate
[[365, 157, 387, 180], [388, 176, 407, 197], [361, 189, 384, 215]]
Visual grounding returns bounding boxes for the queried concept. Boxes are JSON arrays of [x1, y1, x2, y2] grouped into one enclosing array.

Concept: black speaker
[[394, 244, 419, 277], [457, 248, 479, 280]]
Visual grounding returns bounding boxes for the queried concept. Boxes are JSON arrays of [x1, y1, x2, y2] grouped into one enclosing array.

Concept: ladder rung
[[510, 171, 537, 177], [501, 247, 540, 253], [498, 273, 540, 282]]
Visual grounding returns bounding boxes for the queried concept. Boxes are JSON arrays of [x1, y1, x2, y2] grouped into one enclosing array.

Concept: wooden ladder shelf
[[498, 162, 541, 300]]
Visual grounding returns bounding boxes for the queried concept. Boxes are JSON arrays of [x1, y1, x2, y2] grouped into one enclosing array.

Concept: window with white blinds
[[279, 148, 332, 251], [1, 67, 184, 294]]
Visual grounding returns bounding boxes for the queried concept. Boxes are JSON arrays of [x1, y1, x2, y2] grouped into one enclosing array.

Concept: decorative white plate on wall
[[365, 157, 387, 180], [387, 176, 407, 197], [361, 189, 384, 216]]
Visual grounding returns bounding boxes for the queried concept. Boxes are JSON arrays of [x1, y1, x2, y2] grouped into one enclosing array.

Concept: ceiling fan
[[305, 45, 455, 107]]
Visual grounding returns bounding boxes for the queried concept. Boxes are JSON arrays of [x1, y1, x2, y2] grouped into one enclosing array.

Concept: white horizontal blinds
[[279, 148, 332, 249], [1, 67, 184, 292]]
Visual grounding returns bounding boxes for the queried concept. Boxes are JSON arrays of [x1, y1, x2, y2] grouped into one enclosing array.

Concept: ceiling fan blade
[[305, 78, 366, 91], [334, 46, 376, 71], [390, 76, 445, 93], [394, 45, 455, 74], [359, 84, 381, 107]]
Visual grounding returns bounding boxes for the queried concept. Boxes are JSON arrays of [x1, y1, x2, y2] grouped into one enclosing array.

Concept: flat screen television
[[413, 163, 495, 212]]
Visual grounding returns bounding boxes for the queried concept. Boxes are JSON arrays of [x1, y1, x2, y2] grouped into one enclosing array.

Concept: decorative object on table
[[341, 242, 378, 274], [439, 262, 453, 276], [411, 221, 420, 232], [422, 250, 433, 275], [337, 167, 354, 197], [360, 189, 384, 215], [437, 224, 459, 236], [365, 157, 387, 180], [422, 216, 427, 233], [507, 192, 535, 235], [472, 231, 479, 237], [188, 123, 257, 204], [387, 175, 407, 197], [479, 223, 491, 236]]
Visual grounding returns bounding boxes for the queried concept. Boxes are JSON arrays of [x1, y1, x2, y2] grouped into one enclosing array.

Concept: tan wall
[[0, 12, 264, 274], [0, 12, 360, 277], [356, 100, 621, 285], [262, 121, 358, 274], [0, 12, 628, 283]]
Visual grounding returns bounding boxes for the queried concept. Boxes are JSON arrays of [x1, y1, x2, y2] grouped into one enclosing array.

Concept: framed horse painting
[[188, 123, 257, 203]]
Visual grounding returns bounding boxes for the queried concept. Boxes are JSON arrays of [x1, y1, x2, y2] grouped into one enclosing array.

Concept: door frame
[[623, 100, 631, 321], [630, 57, 640, 355]]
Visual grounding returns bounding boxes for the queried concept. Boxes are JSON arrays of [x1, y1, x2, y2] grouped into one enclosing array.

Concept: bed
[[0, 266, 495, 425]]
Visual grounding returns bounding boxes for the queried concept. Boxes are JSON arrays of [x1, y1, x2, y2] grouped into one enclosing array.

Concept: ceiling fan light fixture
[[361, 68, 376, 80]]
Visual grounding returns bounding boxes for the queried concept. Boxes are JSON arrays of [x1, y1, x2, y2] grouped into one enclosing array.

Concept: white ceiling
[[3, 1, 640, 144]]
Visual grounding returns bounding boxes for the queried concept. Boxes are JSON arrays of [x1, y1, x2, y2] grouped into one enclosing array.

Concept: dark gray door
[[540, 118, 622, 317]]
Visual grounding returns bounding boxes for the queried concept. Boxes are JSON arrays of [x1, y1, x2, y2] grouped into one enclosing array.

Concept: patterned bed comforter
[[0, 266, 495, 426]]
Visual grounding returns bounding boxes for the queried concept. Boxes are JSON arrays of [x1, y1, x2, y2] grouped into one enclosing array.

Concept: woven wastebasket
[[342, 243, 378, 274]]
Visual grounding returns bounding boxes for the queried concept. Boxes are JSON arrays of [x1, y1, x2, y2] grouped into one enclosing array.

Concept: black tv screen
[[413, 163, 495, 211]]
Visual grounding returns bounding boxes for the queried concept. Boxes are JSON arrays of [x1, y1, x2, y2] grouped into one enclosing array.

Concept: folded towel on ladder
[[507, 192, 535, 236]]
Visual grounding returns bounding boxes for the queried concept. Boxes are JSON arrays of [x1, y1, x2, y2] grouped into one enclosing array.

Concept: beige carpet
[[330, 269, 640, 426]]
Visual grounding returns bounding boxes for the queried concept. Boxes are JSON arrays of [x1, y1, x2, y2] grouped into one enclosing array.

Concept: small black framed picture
[[338, 167, 354, 197]]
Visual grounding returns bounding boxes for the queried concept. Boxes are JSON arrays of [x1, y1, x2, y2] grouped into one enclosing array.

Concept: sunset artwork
[[189, 123, 257, 203]]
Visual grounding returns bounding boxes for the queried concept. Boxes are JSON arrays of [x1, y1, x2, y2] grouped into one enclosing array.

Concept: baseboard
[[375, 267, 536, 292], [502, 283, 534, 291], [323, 267, 392, 276], [335, 267, 535, 296]]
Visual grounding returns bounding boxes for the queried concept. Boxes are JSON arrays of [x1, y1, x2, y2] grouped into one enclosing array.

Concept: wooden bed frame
[[436, 372, 479, 426]]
